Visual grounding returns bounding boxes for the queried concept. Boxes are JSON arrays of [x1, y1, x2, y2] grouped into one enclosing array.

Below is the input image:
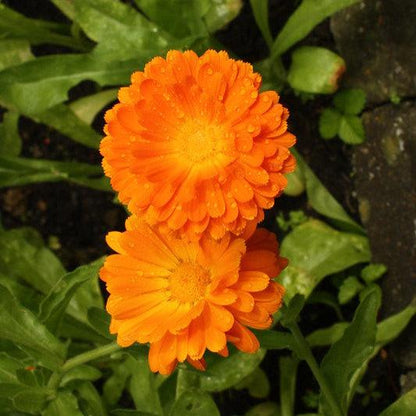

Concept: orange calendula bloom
[[100, 49, 296, 240], [100, 216, 286, 375]]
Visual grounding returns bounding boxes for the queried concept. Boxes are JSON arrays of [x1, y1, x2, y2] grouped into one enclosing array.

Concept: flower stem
[[287, 322, 344, 416], [47, 342, 121, 390]]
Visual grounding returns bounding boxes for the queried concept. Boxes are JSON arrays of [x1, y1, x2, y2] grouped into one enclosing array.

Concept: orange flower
[[100, 216, 286, 375], [101, 50, 296, 240]]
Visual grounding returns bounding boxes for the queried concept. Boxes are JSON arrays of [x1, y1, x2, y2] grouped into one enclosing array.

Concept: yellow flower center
[[169, 262, 211, 303], [174, 118, 233, 164]]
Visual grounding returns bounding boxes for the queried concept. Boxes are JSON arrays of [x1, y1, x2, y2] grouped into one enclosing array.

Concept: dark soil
[[0, 1, 399, 415]]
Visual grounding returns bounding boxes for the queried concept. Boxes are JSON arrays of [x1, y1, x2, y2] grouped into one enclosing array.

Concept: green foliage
[[319, 89, 366, 144], [379, 388, 416, 416], [271, 0, 360, 57], [288, 46, 345, 94], [319, 286, 381, 415], [279, 219, 370, 300], [0, 2, 412, 416]]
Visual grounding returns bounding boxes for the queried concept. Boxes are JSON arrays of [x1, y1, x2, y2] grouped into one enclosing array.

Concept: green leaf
[[87, 307, 114, 340], [338, 115, 365, 145], [135, 0, 209, 38], [61, 365, 102, 387], [42, 390, 83, 416], [0, 285, 66, 370], [103, 359, 131, 406], [75, 381, 107, 416], [12, 389, 49, 415], [203, 0, 243, 33], [338, 276, 364, 304], [281, 294, 305, 326], [292, 149, 365, 234], [0, 39, 33, 71], [0, 53, 138, 115], [307, 290, 344, 321], [271, 0, 360, 57], [50, 0, 76, 20], [235, 367, 270, 398], [280, 219, 370, 301], [249, 0, 273, 48], [111, 411, 155, 416], [170, 390, 219, 416], [245, 401, 281, 416], [319, 108, 342, 139], [74, 0, 172, 60], [376, 304, 416, 348], [283, 168, 306, 196], [361, 263, 387, 284], [0, 5, 86, 50], [319, 286, 381, 415], [254, 330, 295, 351], [69, 89, 118, 125], [0, 227, 65, 294], [334, 89, 366, 115], [200, 348, 265, 392], [39, 258, 105, 332], [127, 355, 163, 416], [379, 388, 416, 416], [32, 104, 102, 148], [0, 111, 21, 157], [0, 156, 110, 192], [288, 46, 345, 94], [306, 323, 349, 348]]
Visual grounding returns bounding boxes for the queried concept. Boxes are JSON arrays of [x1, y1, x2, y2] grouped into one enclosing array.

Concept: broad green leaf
[[87, 307, 114, 340], [338, 115, 365, 145], [306, 323, 349, 347], [103, 359, 131, 406], [0, 39, 33, 71], [280, 219, 370, 300], [42, 390, 83, 416], [281, 294, 305, 326], [288, 46, 345, 94], [334, 89, 366, 115], [75, 382, 107, 416], [254, 330, 294, 351], [338, 276, 364, 304], [0, 111, 21, 157], [361, 263, 387, 284], [271, 0, 360, 57], [293, 149, 365, 234], [0, 53, 138, 114], [283, 167, 306, 196], [319, 108, 342, 140], [70, 89, 118, 124], [12, 389, 49, 415], [61, 365, 102, 387], [0, 227, 65, 294], [0, 285, 66, 370], [0, 353, 26, 396], [249, 0, 273, 48], [74, 0, 172, 59], [279, 356, 298, 416], [203, 0, 243, 33], [379, 388, 416, 416], [127, 355, 163, 416], [111, 411, 155, 416], [235, 367, 270, 398], [32, 104, 102, 148], [319, 287, 381, 415], [50, 0, 76, 20], [135, 0, 209, 38], [170, 390, 219, 416], [200, 348, 265, 392], [246, 402, 281, 416], [39, 258, 105, 332], [0, 5, 86, 51], [0, 272, 41, 314], [0, 156, 110, 192], [60, 315, 110, 344]]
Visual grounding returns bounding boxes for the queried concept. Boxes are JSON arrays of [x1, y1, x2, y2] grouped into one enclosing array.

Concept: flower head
[[100, 216, 286, 375], [101, 50, 296, 240]]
